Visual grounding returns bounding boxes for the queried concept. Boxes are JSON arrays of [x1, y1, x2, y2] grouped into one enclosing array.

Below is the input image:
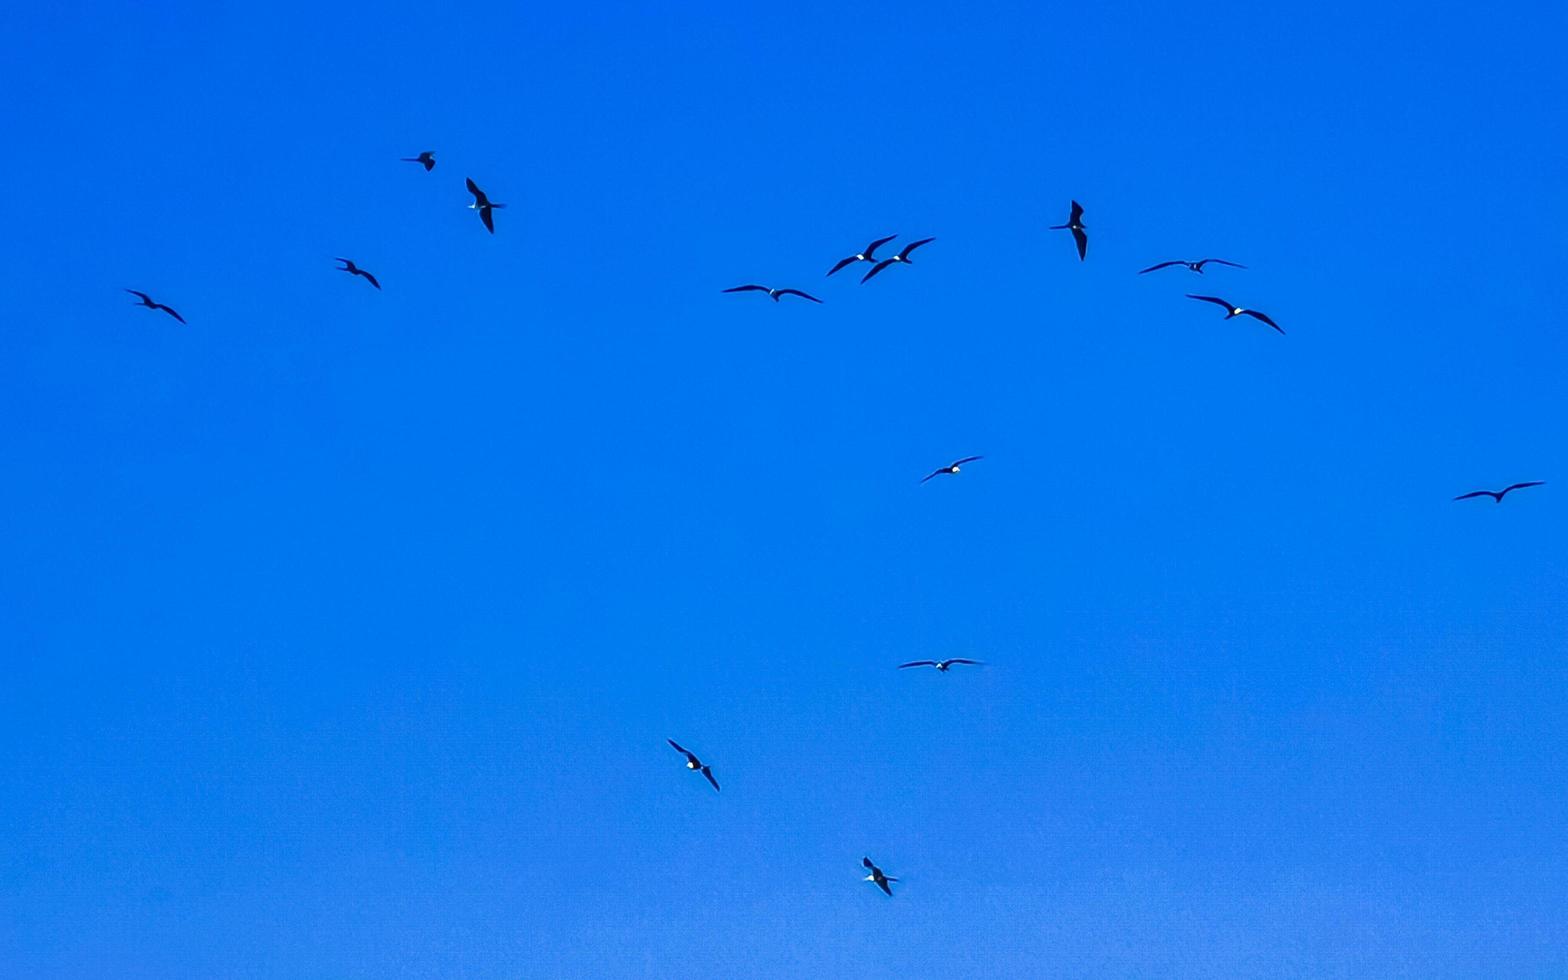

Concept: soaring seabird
[[1139, 258, 1245, 275], [1185, 295, 1283, 334], [466, 177, 505, 233], [920, 456, 983, 483], [667, 739, 720, 791], [862, 857, 898, 896], [1453, 481, 1545, 503], [124, 289, 185, 324], [827, 235, 898, 277], [401, 151, 436, 172], [334, 258, 381, 290], [722, 284, 823, 304], [860, 237, 936, 284], [897, 658, 983, 672], [1049, 201, 1087, 261]]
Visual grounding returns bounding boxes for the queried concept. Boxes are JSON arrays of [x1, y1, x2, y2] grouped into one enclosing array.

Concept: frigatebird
[[334, 258, 381, 290], [722, 285, 823, 304], [1049, 201, 1087, 261], [897, 658, 983, 672], [667, 739, 720, 791], [1186, 295, 1283, 334], [921, 456, 983, 483], [860, 237, 936, 284], [465, 177, 505, 233], [1139, 258, 1245, 275], [401, 151, 435, 172], [862, 857, 898, 896], [124, 289, 185, 324], [1453, 481, 1545, 503], [827, 235, 898, 276]]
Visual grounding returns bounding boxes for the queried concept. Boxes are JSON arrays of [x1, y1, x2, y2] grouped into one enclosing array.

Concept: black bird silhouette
[[1186, 295, 1283, 334], [1139, 258, 1245, 275], [667, 739, 720, 791], [860, 237, 936, 284], [401, 151, 435, 172], [862, 857, 898, 896], [722, 284, 823, 304], [334, 258, 381, 290], [921, 455, 983, 483], [1049, 201, 1087, 260], [124, 289, 185, 324], [466, 177, 505, 233], [827, 235, 898, 277], [1453, 481, 1545, 503], [897, 658, 983, 672]]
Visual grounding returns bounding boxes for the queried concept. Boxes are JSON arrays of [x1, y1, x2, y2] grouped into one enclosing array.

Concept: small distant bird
[[334, 258, 380, 290], [862, 857, 898, 896], [124, 289, 185, 324], [667, 739, 720, 791], [466, 177, 505, 233], [1186, 295, 1283, 334], [897, 658, 983, 672], [1049, 201, 1087, 261], [921, 455, 983, 483], [1453, 481, 1545, 503], [722, 284, 823, 304], [827, 235, 898, 276], [860, 237, 936, 284], [401, 151, 435, 172], [1139, 258, 1245, 275]]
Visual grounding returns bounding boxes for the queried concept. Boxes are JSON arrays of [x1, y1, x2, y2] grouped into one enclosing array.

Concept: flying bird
[[334, 258, 380, 290], [466, 177, 505, 233], [722, 284, 822, 304], [667, 739, 720, 791], [1139, 258, 1246, 275], [401, 151, 435, 172], [827, 235, 898, 276], [862, 857, 898, 896], [920, 455, 983, 483], [1185, 295, 1284, 334], [1049, 201, 1087, 260], [897, 658, 983, 672], [1453, 481, 1545, 503], [124, 289, 185, 324], [860, 237, 936, 284]]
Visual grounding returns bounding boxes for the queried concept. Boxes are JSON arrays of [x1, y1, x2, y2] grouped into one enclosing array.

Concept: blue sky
[[2, 1, 1566, 976]]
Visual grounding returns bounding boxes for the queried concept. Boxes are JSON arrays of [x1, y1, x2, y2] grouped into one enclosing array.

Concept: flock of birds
[[120, 149, 1546, 900]]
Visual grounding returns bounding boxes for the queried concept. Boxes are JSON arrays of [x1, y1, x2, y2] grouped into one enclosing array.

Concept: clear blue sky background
[[2, 1, 1566, 977]]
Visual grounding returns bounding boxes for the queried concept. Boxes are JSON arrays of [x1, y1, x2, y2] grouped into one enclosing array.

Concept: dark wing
[[361, 270, 381, 290], [876, 877, 892, 896], [701, 767, 720, 792], [667, 739, 690, 756], [1242, 309, 1283, 334], [775, 289, 822, 303], [861, 260, 895, 284], [1200, 259, 1246, 269], [897, 661, 938, 669], [826, 256, 858, 277], [950, 455, 983, 467], [944, 659, 983, 666], [1186, 294, 1234, 310], [1068, 200, 1084, 223], [1452, 491, 1495, 501], [1138, 261, 1183, 274], [723, 284, 771, 294], [864, 234, 898, 258], [862, 857, 877, 871], [1502, 481, 1545, 495], [157, 304, 186, 324], [919, 468, 947, 484], [465, 177, 487, 205], [124, 289, 152, 302], [898, 237, 935, 260], [479, 206, 495, 233], [1071, 226, 1087, 261]]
